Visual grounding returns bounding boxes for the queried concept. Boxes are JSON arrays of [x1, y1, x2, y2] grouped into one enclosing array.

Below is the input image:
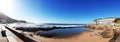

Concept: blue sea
[[13, 23, 87, 38], [36, 27, 87, 38]]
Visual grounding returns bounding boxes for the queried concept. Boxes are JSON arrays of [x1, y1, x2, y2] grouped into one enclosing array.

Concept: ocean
[[35, 27, 87, 38], [10, 23, 87, 38]]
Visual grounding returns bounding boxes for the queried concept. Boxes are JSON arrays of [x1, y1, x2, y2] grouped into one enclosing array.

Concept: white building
[[94, 17, 117, 25]]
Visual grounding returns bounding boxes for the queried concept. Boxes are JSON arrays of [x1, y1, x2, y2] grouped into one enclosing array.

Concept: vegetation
[[114, 18, 120, 24], [114, 18, 120, 27]]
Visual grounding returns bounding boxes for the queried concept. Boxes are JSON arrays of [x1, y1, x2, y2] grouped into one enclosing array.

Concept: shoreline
[[32, 29, 112, 42]]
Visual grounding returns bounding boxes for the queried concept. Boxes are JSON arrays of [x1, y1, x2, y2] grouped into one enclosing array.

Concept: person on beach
[[1, 30, 6, 37]]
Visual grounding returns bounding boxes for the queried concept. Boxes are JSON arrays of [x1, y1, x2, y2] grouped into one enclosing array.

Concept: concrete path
[[0, 24, 23, 42]]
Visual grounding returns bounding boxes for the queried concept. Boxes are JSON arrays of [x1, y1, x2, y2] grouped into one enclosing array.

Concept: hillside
[[0, 12, 26, 24]]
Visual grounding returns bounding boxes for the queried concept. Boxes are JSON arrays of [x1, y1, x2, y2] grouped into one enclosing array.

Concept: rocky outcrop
[[87, 24, 96, 29], [109, 29, 120, 42], [87, 24, 107, 30], [101, 28, 114, 38]]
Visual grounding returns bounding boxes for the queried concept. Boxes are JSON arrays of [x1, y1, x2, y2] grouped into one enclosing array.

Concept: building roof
[[94, 17, 119, 22]]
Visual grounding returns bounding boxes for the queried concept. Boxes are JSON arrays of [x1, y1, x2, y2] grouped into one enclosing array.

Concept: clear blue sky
[[4, 0, 120, 24]]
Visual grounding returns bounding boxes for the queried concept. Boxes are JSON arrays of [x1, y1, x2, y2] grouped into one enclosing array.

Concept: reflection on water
[[36, 28, 87, 38]]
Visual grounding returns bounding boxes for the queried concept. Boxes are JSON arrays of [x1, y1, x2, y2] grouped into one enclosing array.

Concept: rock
[[87, 24, 106, 30], [96, 26, 105, 30], [101, 28, 114, 38], [114, 28, 120, 34], [87, 24, 96, 29]]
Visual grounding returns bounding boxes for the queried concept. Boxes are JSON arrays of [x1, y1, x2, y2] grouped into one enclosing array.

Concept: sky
[[0, 0, 120, 24]]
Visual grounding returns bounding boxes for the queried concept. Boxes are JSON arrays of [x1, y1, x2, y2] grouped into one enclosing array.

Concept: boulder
[[96, 26, 105, 30], [101, 28, 114, 38]]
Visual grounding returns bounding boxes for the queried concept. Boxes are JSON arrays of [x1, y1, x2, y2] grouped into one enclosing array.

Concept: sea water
[[36, 27, 87, 38]]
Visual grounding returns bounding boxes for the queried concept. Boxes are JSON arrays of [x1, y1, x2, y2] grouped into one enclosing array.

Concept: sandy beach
[[7, 23, 116, 42], [33, 30, 112, 42]]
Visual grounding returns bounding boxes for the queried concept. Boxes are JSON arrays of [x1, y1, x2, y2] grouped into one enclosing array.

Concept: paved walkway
[[0, 25, 8, 42], [0, 24, 23, 42]]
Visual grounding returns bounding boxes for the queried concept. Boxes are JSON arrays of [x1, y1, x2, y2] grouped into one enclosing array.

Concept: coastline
[[32, 28, 112, 42]]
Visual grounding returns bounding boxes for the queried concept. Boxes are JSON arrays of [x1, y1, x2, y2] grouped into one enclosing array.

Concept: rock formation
[[101, 28, 114, 38]]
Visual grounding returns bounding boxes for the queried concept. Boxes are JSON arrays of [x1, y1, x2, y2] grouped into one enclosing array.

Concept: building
[[94, 17, 117, 25]]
